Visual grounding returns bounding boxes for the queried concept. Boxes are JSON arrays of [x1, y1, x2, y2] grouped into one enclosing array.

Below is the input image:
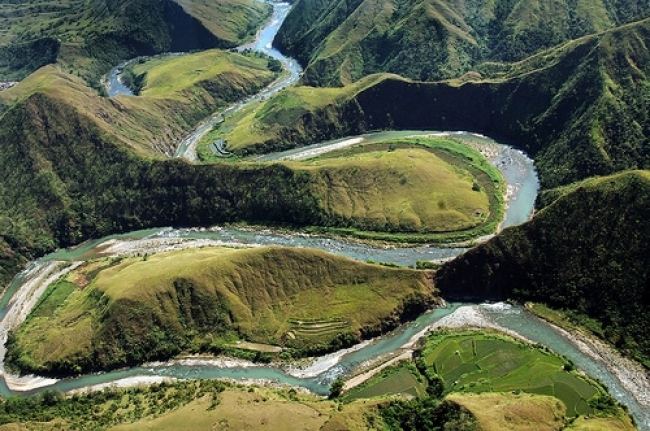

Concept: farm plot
[[421, 332, 601, 417]]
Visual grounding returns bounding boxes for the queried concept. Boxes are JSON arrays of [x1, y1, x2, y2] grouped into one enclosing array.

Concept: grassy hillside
[[0, 0, 270, 86], [0, 378, 631, 430], [275, 0, 650, 86], [197, 73, 388, 156], [0, 381, 384, 430], [0, 53, 278, 157], [7, 246, 437, 374], [228, 18, 650, 189], [0, 71, 506, 288], [130, 50, 276, 100], [436, 170, 650, 368]]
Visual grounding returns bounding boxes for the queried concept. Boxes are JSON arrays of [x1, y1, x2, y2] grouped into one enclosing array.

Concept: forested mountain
[[275, 0, 650, 86]]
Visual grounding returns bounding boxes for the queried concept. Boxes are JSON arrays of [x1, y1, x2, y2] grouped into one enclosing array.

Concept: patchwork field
[[336, 331, 633, 430], [343, 362, 427, 401], [420, 332, 600, 417]]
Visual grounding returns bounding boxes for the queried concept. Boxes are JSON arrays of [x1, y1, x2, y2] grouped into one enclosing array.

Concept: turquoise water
[[174, 2, 302, 158], [6, 303, 647, 429], [19, 304, 462, 396]]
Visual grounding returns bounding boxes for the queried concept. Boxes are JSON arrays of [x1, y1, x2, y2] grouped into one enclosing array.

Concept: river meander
[[1, 136, 649, 428], [8, 2, 650, 429]]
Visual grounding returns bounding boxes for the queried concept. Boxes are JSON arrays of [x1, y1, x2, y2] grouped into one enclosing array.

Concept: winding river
[[103, 1, 302, 161], [12, 2, 650, 430]]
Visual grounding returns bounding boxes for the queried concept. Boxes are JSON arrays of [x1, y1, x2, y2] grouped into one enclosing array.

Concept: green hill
[[225, 18, 650, 189], [0, 51, 279, 157], [0, 71, 503, 287], [275, 0, 649, 86], [284, 145, 498, 235], [7, 246, 438, 374], [0, 0, 270, 86], [435, 170, 650, 368]]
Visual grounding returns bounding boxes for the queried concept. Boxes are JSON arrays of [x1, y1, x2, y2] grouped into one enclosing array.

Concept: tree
[[328, 377, 345, 399]]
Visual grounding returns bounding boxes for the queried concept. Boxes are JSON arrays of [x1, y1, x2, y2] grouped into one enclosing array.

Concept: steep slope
[[435, 170, 650, 368], [7, 247, 437, 374], [0, 56, 278, 157], [275, 0, 650, 86], [229, 18, 650, 189]]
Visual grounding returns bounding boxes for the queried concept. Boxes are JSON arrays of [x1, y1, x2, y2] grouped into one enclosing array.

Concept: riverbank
[[0, 261, 82, 392], [526, 306, 650, 408]]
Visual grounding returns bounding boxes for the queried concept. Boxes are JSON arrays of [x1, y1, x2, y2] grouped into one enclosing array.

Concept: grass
[[197, 74, 389, 157], [566, 416, 636, 430], [132, 50, 276, 100], [420, 332, 604, 417], [0, 0, 270, 81], [286, 146, 492, 234], [10, 246, 436, 374], [269, 137, 505, 242], [0, 381, 387, 430], [447, 392, 568, 431], [0, 52, 278, 157]]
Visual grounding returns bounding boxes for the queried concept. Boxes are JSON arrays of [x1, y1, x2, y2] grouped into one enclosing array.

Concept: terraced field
[[287, 317, 350, 339], [421, 332, 601, 417]]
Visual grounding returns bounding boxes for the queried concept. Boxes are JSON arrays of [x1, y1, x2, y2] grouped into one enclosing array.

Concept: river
[[102, 1, 302, 161], [16, 2, 650, 429], [2, 139, 650, 429]]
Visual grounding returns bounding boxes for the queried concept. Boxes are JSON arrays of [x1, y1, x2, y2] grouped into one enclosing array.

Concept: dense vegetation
[[7, 246, 438, 375], [0, 72, 506, 289], [0, 380, 389, 430], [275, 0, 650, 86], [0, 0, 270, 86], [436, 171, 650, 368]]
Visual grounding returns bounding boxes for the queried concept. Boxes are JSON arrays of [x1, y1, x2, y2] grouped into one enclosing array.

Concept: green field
[[344, 362, 427, 401], [421, 332, 600, 417], [8, 246, 437, 375]]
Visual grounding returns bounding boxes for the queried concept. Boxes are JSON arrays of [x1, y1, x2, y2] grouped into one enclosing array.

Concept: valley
[[0, 0, 649, 429]]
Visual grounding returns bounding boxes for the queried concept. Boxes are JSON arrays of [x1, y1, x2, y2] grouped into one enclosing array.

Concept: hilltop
[[436, 170, 650, 368], [0, 68, 506, 287], [275, 0, 650, 86], [7, 246, 438, 374], [0, 52, 279, 156]]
